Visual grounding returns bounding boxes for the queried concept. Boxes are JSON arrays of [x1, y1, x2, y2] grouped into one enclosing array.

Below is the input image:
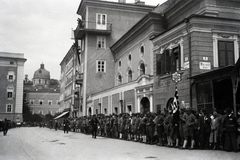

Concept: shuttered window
[[157, 45, 181, 76]]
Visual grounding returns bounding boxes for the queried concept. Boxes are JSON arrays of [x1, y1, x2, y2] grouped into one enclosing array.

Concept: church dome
[[33, 63, 50, 79]]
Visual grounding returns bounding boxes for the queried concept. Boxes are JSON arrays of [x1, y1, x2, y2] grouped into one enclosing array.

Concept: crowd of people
[[48, 107, 240, 152]]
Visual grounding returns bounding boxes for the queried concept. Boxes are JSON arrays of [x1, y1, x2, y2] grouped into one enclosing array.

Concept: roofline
[[60, 45, 74, 66], [76, 0, 155, 16], [150, 14, 240, 41]]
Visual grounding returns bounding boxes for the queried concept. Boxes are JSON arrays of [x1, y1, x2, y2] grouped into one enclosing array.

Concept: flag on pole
[[172, 86, 179, 113]]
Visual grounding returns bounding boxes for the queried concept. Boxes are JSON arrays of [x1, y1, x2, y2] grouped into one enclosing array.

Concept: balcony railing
[[74, 21, 112, 39], [75, 73, 83, 85]]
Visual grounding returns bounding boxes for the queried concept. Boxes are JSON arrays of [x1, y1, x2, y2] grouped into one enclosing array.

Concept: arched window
[[118, 60, 121, 70], [128, 53, 132, 64], [140, 44, 145, 57], [118, 74, 122, 85], [128, 70, 132, 82], [140, 63, 145, 75]]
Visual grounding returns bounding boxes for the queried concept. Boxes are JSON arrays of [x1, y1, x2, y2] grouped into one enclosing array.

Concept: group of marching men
[[54, 106, 240, 152]]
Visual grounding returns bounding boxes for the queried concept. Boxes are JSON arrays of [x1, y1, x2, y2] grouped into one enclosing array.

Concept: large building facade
[[0, 52, 26, 122], [73, 0, 155, 116], [59, 45, 79, 117], [152, 0, 240, 115], [65, 0, 240, 117], [25, 64, 60, 116]]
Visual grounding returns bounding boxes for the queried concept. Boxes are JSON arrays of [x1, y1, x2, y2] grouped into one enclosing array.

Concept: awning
[[54, 111, 69, 120]]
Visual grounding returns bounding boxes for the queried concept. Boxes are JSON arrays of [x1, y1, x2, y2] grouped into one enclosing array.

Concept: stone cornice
[[77, 0, 154, 16]]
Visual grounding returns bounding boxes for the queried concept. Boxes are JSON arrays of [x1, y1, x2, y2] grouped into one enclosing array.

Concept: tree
[[22, 89, 32, 122]]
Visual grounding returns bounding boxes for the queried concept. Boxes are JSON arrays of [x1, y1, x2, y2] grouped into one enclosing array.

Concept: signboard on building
[[184, 61, 189, 69], [199, 62, 211, 70]]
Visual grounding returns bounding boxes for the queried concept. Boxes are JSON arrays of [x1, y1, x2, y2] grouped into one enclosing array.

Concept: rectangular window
[[6, 104, 12, 112], [8, 75, 13, 80], [7, 92, 13, 98], [218, 41, 234, 67], [96, 14, 107, 30], [172, 46, 180, 72], [97, 36, 106, 49], [96, 60, 106, 73]]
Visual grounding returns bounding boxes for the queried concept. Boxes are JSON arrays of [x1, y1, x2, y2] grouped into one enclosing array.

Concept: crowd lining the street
[[48, 107, 240, 152]]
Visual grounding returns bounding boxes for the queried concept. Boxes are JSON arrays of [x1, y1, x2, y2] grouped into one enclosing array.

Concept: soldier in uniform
[[164, 110, 173, 147], [146, 113, 154, 144], [90, 114, 99, 139], [181, 108, 196, 149], [154, 111, 165, 146]]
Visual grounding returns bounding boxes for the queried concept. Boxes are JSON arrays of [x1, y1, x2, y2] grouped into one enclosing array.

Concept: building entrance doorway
[[140, 97, 150, 114], [213, 78, 239, 113], [88, 107, 92, 116]]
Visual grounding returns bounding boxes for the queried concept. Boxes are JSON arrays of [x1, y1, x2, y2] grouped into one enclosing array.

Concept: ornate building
[[25, 63, 60, 116]]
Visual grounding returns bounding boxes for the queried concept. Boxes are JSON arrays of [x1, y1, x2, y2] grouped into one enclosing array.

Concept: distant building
[[25, 64, 60, 116], [59, 45, 78, 118], [0, 52, 26, 122]]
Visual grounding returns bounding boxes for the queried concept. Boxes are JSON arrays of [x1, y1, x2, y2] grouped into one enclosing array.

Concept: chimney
[[135, 0, 145, 5], [118, 0, 126, 3]]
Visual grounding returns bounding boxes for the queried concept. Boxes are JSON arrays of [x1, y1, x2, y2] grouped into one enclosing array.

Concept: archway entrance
[[140, 97, 150, 114]]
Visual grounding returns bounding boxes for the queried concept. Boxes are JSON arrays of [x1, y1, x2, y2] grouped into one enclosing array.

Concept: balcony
[[74, 21, 112, 39], [75, 73, 83, 85]]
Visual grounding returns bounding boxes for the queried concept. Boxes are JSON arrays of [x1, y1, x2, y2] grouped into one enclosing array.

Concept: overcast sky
[[0, 0, 166, 80]]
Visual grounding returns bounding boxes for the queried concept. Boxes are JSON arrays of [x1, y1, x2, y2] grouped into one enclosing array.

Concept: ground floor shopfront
[[190, 62, 240, 116], [153, 61, 240, 116]]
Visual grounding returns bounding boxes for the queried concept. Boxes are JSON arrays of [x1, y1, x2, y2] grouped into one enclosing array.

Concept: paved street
[[0, 127, 239, 160]]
